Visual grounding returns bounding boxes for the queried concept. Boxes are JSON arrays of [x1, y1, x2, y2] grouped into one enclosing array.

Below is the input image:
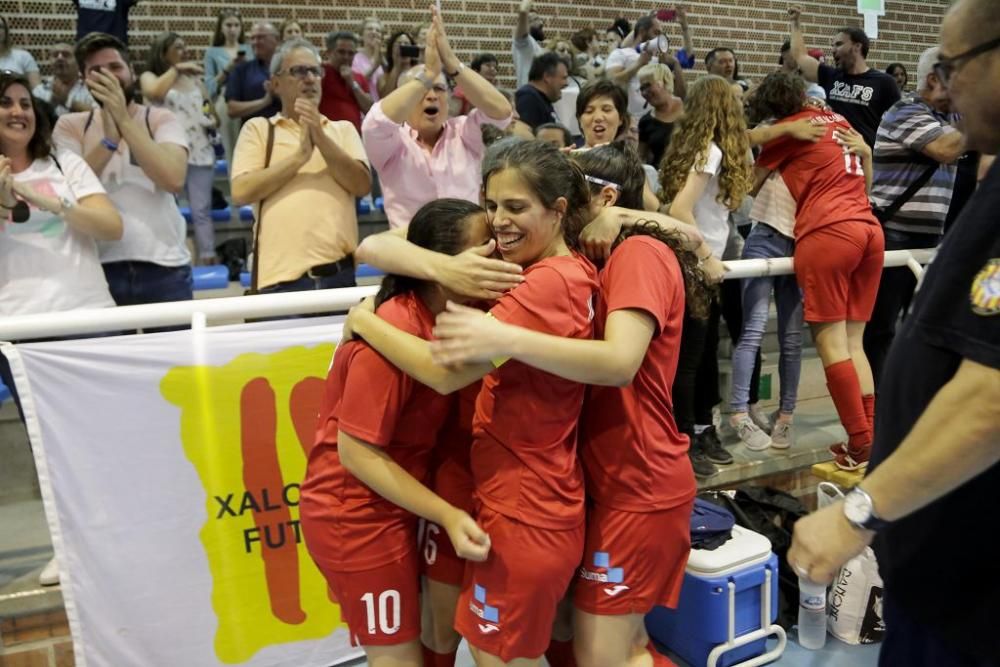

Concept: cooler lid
[[686, 525, 773, 576]]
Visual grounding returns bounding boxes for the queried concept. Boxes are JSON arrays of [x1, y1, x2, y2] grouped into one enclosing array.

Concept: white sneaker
[[748, 405, 773, 435], [39, 557, 59, 586], [770, 418, 793, 449], [730, 415, 772, 451]]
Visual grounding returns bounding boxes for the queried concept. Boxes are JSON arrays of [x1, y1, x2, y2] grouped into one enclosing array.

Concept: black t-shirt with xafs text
[[74, 0, 138, 45], [818, 64, 900, 146], [869, 158, 1000, 660]]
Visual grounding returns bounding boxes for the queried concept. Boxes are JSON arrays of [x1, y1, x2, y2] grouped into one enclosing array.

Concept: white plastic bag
[[816, 483, 886, 644]]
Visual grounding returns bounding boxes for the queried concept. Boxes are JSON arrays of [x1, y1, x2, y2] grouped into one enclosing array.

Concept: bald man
[[787, 1, 1000, 664], [226, 21, 282, 123]]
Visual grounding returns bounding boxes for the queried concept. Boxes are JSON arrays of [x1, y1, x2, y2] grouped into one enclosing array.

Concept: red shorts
[[454, 505, 585, 661], [423, 461, 476, 586], [794, 221, 884, 323], [314, 550, 422, 647], [574, 501, 693, 615]]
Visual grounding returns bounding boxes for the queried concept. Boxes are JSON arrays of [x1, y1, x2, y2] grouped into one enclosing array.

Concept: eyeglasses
[[934, 35, 1000, 86], [281, 65, 324, 80]]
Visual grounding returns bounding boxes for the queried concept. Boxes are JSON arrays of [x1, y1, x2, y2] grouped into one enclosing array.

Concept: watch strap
[[847, 487, 889, 532]]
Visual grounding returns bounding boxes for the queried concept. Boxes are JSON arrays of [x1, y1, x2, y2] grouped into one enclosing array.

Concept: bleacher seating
[[191, 265, 230, 291]]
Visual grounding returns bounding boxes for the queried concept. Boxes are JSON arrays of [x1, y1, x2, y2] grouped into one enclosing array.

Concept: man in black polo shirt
[[788, 5, 899, 146], [514, 52, 567, 130], [787, 1, 1000, 664], [226, 22, 282, 124]]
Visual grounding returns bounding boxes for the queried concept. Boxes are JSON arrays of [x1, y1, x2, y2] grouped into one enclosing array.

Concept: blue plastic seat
[[356, 263, 384, 279], [357, 198, 372, 215], [374, 196, 384, 211], [239, 206, 254, 222], [192, 265, 230, 290], [0, 379, 10, 405], [239, 271, 251, 288], [214, 159, 228, 176], [180, 206, 192, 223], [210, 207, 232, 222]]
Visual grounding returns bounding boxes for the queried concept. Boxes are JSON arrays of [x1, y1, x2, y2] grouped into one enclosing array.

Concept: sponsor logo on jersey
[[971, 258, 1000, 316], [603, 584, 631, 597], [478, 623, 500, 634]]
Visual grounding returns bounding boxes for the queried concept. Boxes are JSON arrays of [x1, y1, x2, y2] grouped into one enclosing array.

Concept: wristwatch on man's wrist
[[843, 486, 888, 532]]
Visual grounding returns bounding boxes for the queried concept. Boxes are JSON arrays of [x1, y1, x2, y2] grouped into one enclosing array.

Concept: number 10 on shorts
[[360, 590, 401, 635]]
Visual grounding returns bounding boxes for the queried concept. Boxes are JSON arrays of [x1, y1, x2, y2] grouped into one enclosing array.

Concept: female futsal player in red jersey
[[344, 139, 599, 667], [431, 142, 707, 667], [749, 71, 884, 470], [299, 199, 494, 667]]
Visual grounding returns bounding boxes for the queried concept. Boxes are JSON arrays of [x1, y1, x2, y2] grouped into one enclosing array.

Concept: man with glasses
[[231, 38, 371, 294], [362, 9, 512, 229], [788, 1, 1000, 665], [788, 5, 899, 146], [862, 46, 965, 388], [226, 22, 281, 124]]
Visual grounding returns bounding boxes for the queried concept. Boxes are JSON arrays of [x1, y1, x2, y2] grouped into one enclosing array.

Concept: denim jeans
[[102, 261, 194, 306], [862, 228, 941, 389], [729, 223, 803, 414], [257, 265, 356, 295], [255, 265, 357, 319], [185, 164, 216, 260]]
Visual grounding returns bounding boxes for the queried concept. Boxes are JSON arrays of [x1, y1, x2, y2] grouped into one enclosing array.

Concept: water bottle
[[797, 577, 827, 649]]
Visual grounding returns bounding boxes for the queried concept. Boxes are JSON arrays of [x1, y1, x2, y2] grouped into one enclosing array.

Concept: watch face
[[844, 491, 872, 525]]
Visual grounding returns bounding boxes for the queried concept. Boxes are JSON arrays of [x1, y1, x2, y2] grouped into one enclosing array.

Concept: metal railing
[[0, 250, 936, 342]]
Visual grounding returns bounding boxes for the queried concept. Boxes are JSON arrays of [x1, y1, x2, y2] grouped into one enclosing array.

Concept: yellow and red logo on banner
[[161, 344, 343, 664]]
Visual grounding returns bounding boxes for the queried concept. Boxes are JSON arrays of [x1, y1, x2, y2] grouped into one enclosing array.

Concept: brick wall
[[4, 0, 948, 89]]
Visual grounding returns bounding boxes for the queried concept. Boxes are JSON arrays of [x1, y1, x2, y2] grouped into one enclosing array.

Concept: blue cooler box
[[646, 525, 787, 667]]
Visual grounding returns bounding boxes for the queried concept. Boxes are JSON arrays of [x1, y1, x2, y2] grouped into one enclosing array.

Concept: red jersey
[[756, 107, 878, 239], [583, 236, 696, 511], [320, 64, 369, 132], [429, 381, 479, 509], [300, 291, 453, 570], [473, 253, 599, 530]]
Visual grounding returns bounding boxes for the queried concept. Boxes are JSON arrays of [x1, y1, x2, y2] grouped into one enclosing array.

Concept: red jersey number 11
[[843, 146, 864, 176]]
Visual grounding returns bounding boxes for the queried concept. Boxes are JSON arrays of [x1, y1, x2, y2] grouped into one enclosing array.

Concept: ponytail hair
[[373, 199, 484, 308], [566, 141, 711, 319], [570, 141, 646, 210], [481, 137, 592, 249]]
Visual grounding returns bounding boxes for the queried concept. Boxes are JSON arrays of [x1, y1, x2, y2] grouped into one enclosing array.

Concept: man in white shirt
[[32, 42, 96, 117], [605, 15, 665, 118], [54, 32, 192, 306], [512, 0, 546, 89]]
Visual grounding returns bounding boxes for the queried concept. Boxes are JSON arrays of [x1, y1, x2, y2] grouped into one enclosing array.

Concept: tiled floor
[[340, 636, 881, 666]]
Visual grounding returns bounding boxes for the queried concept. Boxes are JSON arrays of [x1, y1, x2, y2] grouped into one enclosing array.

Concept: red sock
[[545, 638, 577, 667], [646, 640, 677, 667], [421, 644, 458, 667], [862, 393, 875, 433], [825, 360, 871, 449]]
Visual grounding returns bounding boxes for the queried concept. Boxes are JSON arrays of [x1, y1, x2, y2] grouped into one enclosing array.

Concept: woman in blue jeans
[[728, 171, 803, 450]]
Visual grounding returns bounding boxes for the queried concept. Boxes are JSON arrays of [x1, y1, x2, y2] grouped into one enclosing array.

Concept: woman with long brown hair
[[343, 139, 599, 666], [430, 142, 708, 667], [659, 74, 753, 477], [203, 9, 248, 168]]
